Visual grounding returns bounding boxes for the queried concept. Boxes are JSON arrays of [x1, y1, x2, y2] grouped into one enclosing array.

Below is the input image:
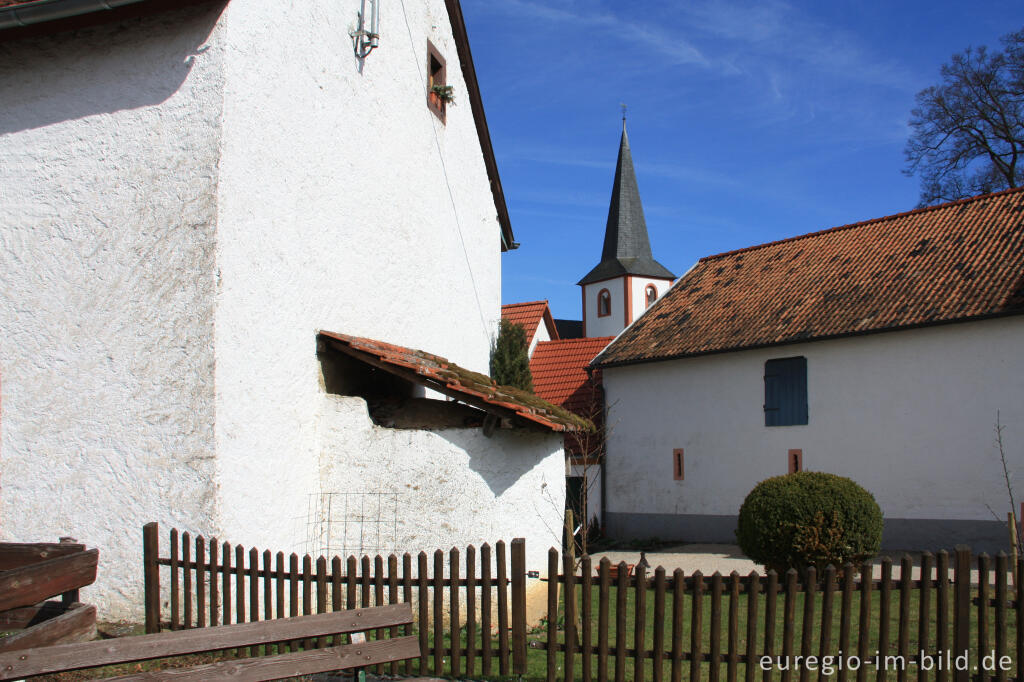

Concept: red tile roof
[[501, 301, 558, 348], [319, 331, 592, 433], [595, 187, 1024, 368], [531, 337, 614, 416]]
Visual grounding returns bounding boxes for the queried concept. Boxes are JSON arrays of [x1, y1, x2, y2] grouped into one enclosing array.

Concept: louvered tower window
[[764, 357, 808, 426]]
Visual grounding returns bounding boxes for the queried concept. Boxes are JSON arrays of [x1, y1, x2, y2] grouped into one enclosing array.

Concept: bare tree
[[904, 29, 1024, 206], [565, 372, 616, 558]]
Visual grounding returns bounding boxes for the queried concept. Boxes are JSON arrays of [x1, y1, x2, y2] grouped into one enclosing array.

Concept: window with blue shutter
[[764, 357, 808, 426]]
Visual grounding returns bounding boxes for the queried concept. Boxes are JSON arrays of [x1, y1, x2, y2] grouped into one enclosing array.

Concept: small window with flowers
[[426, 41, 451, 123]]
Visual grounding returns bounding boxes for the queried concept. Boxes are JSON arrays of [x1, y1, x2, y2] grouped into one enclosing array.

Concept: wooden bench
[[0, 603, 419, 681]]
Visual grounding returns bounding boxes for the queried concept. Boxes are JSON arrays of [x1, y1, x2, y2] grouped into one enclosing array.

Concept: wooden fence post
[[511, 538, 527, 676], [143, 522, 160, 634], [954, 545, 971, 682]]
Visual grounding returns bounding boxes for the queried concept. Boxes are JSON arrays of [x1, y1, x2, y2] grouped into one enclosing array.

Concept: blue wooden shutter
[[764, 357, 807, 426]]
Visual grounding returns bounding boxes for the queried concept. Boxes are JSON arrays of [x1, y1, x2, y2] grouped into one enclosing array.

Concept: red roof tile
[[531, 337, 614, 416], [596, 187, 1024, 367], [319, 331, 592, 433], [501, 301, 558, 348]]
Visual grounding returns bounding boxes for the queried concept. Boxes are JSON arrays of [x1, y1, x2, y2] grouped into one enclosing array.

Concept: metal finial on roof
[[620, 102, 627, 125]]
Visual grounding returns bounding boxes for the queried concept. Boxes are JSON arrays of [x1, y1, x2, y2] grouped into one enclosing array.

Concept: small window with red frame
[[597, 289, 611, 317]]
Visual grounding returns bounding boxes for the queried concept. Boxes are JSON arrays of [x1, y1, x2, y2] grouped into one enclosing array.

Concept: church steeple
[[578, 122, 675, 286], [578, 121, 675, 338]]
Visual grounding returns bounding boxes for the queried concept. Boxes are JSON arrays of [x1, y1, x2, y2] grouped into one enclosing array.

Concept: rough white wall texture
[[0, 0, 513, 620], [602, 317, 1024, 548], [318, 396, 565, 575], [583, 279, 626, 338], [211, 0, 503, 553], [0, 3, 227, 618]]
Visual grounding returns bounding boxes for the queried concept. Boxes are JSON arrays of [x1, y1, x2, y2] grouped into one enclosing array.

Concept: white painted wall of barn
[[602, 316, 1024, 551]]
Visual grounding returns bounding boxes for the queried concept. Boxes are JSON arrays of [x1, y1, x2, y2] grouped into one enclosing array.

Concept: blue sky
[[460, 0, 1024, 321]]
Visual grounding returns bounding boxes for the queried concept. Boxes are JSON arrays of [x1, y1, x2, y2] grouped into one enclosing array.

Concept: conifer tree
[[490, 319, 533, 391]]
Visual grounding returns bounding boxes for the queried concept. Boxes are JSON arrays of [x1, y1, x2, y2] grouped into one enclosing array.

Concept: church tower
[[579, 122, 675, 338]]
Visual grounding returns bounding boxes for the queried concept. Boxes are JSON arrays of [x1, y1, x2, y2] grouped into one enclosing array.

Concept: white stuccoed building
[[0, 0, 576, 619], [593, 188, 1024, 553]]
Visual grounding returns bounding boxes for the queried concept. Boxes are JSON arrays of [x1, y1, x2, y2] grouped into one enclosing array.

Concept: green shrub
[[735, 471, 883, 574], [490, 319, 533, 391]]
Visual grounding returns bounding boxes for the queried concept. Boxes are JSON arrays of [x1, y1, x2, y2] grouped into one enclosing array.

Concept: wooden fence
[[142, 522, 528, 678], [539, 547, 1023, 682]]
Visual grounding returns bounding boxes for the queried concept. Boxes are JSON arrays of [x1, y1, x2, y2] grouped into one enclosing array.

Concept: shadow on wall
[[448, 427, 557, 499], [0, 0, 226, 136]]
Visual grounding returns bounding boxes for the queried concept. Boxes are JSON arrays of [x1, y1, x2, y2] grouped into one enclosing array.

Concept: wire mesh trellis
[[305, 491, 400, 558]]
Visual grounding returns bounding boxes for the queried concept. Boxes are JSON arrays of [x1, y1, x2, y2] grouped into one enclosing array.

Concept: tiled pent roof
[[501, 301, 557, 348], [531, 337, 614, 416], [319, 332, 592, 433], [594, 187, 1024, 368]]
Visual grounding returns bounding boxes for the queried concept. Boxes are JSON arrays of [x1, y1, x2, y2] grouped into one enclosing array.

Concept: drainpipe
[[0, 0, 151, 31]]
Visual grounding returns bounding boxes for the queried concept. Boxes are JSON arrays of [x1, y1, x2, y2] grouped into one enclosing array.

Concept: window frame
[[597, 288, 611, 317], [645, 284, 657, 308], [426, 40, 447, 123]]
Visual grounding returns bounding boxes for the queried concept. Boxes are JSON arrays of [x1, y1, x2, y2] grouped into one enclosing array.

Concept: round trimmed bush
[[735, 472, 883, 574]]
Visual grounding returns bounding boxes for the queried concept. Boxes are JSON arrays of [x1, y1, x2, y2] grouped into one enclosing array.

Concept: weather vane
[[620, 102, 627, 122]]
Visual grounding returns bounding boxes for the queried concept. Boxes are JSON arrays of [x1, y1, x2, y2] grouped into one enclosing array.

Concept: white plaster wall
[[211, 0, 503, 552], [569, 462, 602, 528], [318, 396, 565, 575], [630, 276, 672, 319], [0, 4, 227, 618], [603, 316, 1024, 529], [583, 279, 626, 338], [528, 319, 551, 357]]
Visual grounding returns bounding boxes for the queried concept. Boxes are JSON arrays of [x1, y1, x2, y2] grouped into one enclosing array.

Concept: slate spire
[[578, 122, 675, 285]]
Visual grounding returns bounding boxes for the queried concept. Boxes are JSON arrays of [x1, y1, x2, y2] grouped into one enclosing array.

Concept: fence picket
[[673, 569, 686, 682], [799, 567, 815, 682], [996, 552, 1007, 682], [388, 554, 399, 675], [877, 558, 892, 682], [451, 548, 461, 679], [316, 556, 327, 650], [374, 555, 385, 673], [565, 548, 578, 682], [275, 552, 285, 654], [417, 552, 428, 675], [582, 555, 593, 682], [183, 532, 192, 630], [196, 537, 206, 629], [466, 547, 477, 677], [497, 540, 510, 676], [288, 553, 298, 652], [918, 553, 933, 682], [837, 564, 853, 682], [937, 550, 950, 682], [330, 556, 342, 647], [402, 553, 413, 676], [234, 545, 245, 657], [616, 561, 629, 682], [763, 570, 778, 682], [546, 547, 559, 682], [710, 571, 723, 682], [857, 563, 872, 682], [745, 570, 760, 682], [819, 564, 836, 682], [599, 557, 611, 682], [728, 571, 740, 682], [222, 542, 231, 630], [481, 543, 493, 677], [691, 571, 705, 682], [634, 562, 648, 682], [653, 566, 666, 682], [898, 556, 912, 682], [979, 553, 991, 682], [781, 569, 797, 682], [170, 528, 179, 630], [433, 549, 444, 675]]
